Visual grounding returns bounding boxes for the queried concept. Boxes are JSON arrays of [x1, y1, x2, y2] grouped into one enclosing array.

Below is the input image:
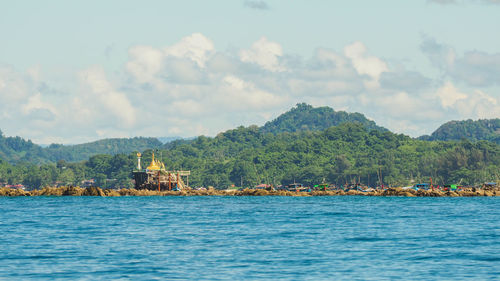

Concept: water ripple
[[0, 196, 499, 280]]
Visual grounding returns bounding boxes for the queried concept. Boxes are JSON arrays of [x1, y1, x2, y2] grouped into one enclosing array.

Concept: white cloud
[[377, 92, 415, 113], [2, 33, 499, 144], [436, 81, 467, 108], [207, 53, 239, 73], [26, 65, 42, 82], [79, 66, 136, 127], [420, 37, 456, 70], [22, 92, 57, 119], [126, 45, 164, 85], [163, 58, 206, 84], [379, 71, 431, 91], [239, 37, 285, 72], [220, 75, 287, 109], [164, 33, 214, 68], [308, 48, 359, 79], [170, 99, 206, 117], [126, 33, 214, 88], [454, 51, 500, 86], [454, 89, 500, 119], [344, 42, 388, 80], [433, 81, 500, 119], [421, 37, 500, 87], [0, 65, 32, 103]]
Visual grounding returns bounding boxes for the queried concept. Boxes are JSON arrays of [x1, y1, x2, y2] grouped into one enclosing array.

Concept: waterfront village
[[1, 152, 498, 197]]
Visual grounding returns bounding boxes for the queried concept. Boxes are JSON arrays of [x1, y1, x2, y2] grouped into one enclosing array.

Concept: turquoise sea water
[[0, 196, 499, 280]]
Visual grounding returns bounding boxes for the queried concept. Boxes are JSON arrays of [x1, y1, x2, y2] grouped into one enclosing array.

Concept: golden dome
[[147, 152, 161, 170]]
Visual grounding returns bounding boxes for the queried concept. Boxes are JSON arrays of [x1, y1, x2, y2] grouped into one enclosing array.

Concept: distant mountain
[[2, 112, 500, 189], [0, 132, 163, 164], [44, 137, 163, 162], [4, 104, 498, 168], [157, 136, 183, 144], [0, 130, 49, 163], [419, 119, 500, 144], [261, 103, 388, 134]]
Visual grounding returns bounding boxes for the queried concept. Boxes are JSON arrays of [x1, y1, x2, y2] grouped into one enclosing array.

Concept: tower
[[137, 152, 142, 170]]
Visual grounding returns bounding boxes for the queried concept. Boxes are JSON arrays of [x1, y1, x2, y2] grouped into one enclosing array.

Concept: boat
[[280, 183, 311, 192], [411, 183, 430, 191]]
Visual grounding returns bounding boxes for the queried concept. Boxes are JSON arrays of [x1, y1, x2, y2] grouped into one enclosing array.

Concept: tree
[[57, 168, 76, 186], [230, 160, 259, 187]]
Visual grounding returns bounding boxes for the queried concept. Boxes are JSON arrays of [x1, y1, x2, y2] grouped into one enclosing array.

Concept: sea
[[0, 196, 499, 280]]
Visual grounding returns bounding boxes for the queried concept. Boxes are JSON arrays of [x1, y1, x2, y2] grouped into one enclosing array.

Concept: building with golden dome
[[133, 151, 190, 191], [146, 152, 161, 171]]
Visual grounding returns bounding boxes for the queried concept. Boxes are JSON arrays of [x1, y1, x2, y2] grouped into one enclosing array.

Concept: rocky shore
[[0, 186, 499, 197]]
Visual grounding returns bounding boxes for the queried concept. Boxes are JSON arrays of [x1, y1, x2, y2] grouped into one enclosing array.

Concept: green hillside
[[0, 130, 50, 163], [159, 123, 499, 188], [0, 104, 390, 163], [44, 137, 163, 162], [420, 119, 500, 144], [261, 103, 387, 134], [2, 123, 498, 189], [1, 105, 499, 189], [0, 131, 163, 164]]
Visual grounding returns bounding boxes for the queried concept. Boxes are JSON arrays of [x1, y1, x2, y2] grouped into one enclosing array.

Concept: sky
[[0, 0, 499, 144]]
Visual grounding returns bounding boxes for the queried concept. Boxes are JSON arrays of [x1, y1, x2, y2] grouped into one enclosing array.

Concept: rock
[[82, 187, 105, 196], [346, 190, 363, 195], [403, 192, 416, 197], [484, 191, 494, 197], [62, 186, 83, 196], [253, 189, 269, 196], [104, 189, 121, 197], [39, 187, 63, 196], [383, 188, 405, 196]]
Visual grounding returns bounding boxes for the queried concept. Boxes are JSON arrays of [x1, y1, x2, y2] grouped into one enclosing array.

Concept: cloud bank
[[0, 33, 499, 144]]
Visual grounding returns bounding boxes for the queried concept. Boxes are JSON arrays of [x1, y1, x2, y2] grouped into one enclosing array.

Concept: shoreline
[[1, 186, 499, 197]]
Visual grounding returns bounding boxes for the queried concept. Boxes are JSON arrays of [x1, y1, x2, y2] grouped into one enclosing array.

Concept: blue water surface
[[0, 196, 499, 280]]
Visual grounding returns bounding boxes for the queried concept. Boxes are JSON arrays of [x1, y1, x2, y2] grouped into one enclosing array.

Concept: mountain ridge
[[0, 131, 164, 164], [419, 119, 500, 144], [261, 103, 388, 134], [0, 104, 498, 164]]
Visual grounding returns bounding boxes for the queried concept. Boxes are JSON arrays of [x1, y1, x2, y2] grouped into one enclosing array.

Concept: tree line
[[1, 123, 498, 189]]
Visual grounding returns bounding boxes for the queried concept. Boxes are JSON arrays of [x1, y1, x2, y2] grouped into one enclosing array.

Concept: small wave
[[470, 255, 500, 262], [344, 237, 387, 242], [322, 211, 350, 216], [408, 255, 435, 261]]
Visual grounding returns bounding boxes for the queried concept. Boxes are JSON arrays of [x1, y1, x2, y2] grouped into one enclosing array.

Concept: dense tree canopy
[[261, 103, 388, 134], [2, 123, 496, 190], [420, 119, 500, 144], [0, 106, 498, 190], [0, 132, 163, 164]]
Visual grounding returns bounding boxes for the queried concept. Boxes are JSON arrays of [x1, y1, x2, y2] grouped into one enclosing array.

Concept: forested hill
[[0, 130, 47, 163], [419, 119, 500, 144], [44, 137, 163, 162], [0, 131, 163, 163], [148, 124, 500, 188], [2, 123, 498, 189], [0, 104, 388, 163], [261, 103, 388, 134]]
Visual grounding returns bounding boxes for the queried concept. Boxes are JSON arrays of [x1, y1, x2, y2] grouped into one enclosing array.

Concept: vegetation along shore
[[1, 105, 498, 191]]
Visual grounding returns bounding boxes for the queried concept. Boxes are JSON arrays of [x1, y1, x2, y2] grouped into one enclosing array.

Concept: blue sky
[[0, 0, 499, 143]]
